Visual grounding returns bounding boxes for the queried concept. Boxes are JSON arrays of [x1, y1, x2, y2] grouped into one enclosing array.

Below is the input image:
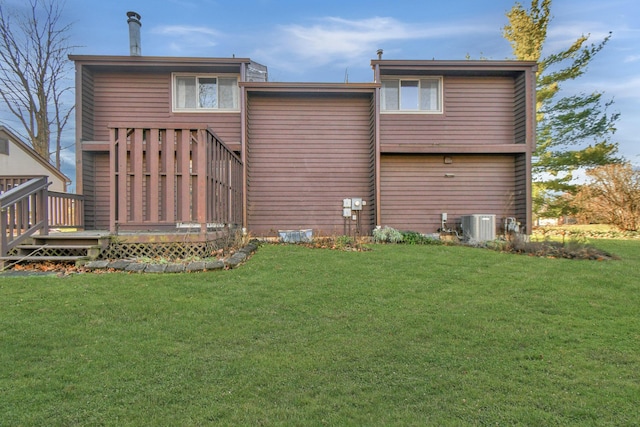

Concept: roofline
[[371, 59, 538, 72], [240, 82, 379, 93], [68, 54, 255, 67], [0, 125, 70, 184]]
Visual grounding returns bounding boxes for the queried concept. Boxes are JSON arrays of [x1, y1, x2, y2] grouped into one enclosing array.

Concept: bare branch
[[0, 0, 76, 163]]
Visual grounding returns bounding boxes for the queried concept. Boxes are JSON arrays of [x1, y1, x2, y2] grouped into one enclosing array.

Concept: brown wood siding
[[90, 71, 241, 146], [380, 76, 515, 148], [81, 68, 95, 141], [514, 73, 527, 145], [380, 154, 517, 233], [81, 152, 95, 229], [514, 153, 528, 231], [93, 153, 111, 230], [246, 93, 375, 236], [80, 152, 110, 230]]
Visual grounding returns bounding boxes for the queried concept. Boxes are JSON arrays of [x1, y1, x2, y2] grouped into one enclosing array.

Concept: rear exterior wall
[[86, 70, 242, 148], [246, 92, 376, 237], [380, 76, 516, 148], [380, 154, 518, 234]]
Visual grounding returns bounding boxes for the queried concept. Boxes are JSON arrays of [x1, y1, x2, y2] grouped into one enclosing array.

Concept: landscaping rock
[[225, 252, 247, 268], [108, 260, 132, 270], [85, 260, 110, 269], [165, 263, 186, 273], [145, 264, 167, 273], [204, 260, 225, 270], [125, 263, 147, 272], [239, 243, 258, 254], [186, 261, 206, 272]]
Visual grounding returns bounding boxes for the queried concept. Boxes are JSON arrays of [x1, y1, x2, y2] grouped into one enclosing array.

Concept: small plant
[[373, 226, 404, 243], [334, 235, 353, 249], [400, 231, 443, 245]]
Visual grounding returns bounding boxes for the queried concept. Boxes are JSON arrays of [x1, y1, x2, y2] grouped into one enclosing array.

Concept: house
[[68, 14, 536, 240], [0, 125, 70, 193]]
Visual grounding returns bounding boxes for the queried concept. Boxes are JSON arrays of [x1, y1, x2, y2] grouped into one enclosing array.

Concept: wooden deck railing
[[48, 191, 85, 229], [1, 176, 85, 230], [1, 177, 49, 259], [110, 126, 243, 233]]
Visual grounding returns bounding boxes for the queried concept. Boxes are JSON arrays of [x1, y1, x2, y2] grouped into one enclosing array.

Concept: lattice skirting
[[98, 240, 226, 261]]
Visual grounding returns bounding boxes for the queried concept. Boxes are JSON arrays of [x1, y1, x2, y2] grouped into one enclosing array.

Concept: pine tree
[[503, 0, 620, 219]]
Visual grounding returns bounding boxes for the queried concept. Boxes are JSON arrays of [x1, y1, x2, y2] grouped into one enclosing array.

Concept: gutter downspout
[[374, 62, 382, 228], [240, 63, 248, 233]]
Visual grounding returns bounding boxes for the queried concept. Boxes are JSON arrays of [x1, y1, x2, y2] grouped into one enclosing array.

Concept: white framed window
[[173, 74, 239, 111], [381, 77, 442, 113]]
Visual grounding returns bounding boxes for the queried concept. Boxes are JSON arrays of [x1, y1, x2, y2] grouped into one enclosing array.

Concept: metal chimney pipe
[[377, 49, 383, 60], [127, 11, 141, 56]]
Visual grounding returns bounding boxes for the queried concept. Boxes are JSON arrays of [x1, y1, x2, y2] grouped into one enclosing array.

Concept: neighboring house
[[69, 23, 536, 237], [0, 125, 69, 193]]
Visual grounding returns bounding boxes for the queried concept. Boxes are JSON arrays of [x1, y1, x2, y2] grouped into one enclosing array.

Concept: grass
[[1, 240, 639, 425]]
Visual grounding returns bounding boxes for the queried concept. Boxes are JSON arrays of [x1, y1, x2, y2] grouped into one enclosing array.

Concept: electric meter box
[[351, 197, 363, 211], [343, 198, 352, 208]]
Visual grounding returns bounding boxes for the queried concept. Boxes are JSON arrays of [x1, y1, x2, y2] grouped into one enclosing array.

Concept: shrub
[[488, 234, 617, 260], [400, 231, 443, 245], [334, 235, 353, 249], [372, 226, 404, 243]]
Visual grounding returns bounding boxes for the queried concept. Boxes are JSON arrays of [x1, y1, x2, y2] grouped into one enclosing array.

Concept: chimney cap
[[376, 49, 383, 60], [127, 11, 141, 21]]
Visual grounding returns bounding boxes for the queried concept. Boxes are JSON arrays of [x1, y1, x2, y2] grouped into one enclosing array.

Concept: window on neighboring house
[[381, 77, 442, 113], [173, 74, 239, 111], [0, 138, 8, 155]]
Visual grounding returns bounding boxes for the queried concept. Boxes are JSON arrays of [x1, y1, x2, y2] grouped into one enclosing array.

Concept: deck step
[[16, 244, 101, 251], [31, 235, 110, 248], [0, 255, 88, 262], [3, 236, 109, 266]]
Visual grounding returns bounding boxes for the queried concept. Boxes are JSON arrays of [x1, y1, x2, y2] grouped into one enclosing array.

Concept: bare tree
[[573, 163, 640, 231], [0, 0, 75, 168]]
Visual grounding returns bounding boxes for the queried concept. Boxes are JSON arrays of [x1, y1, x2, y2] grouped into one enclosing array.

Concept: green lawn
[[1, 240, 639, 425]]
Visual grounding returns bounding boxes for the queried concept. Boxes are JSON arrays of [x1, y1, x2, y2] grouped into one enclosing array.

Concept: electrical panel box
[[461, 214, 496, 242], [343, 198, 351, 208]]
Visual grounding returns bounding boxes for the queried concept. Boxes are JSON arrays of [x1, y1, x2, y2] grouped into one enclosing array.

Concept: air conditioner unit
[[461, 214, 496, 242]]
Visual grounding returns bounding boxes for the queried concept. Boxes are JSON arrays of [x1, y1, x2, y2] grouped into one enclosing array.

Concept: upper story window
[[0, 138, 8, 155], [381, 77, 442, 113], [173, 74, 239, 111]]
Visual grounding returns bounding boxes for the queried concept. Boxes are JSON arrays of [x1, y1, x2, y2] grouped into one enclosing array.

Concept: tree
[[503, 0, 621, 219], [0, 0, 75, 168], [572, 163, 640, 231]]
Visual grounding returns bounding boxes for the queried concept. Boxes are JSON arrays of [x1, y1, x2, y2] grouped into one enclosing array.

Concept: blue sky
[[1, 0, 639, 183]]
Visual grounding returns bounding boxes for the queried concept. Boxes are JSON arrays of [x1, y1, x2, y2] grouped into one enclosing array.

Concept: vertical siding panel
[[90, 72, 241, 145], [131, 128, 144, 223], [514, 73, 526, 145], [246, 93, 375, 236], [148, 128, 160, 223], [82, 68, 95, 141], [81, 151, 95, 229], [380, 154, 517, 233], [380, 76, 516, 147], [164, 129, 176, 223], [178, 130, 191, 222], [195, 129, 207, 230], [94, 153, 110, 230], [117, 128, 128, 226], [514, 153, 529, 230]]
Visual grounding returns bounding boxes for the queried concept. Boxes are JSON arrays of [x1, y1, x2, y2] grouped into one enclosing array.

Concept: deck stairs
[[1, 233, 110, 266]]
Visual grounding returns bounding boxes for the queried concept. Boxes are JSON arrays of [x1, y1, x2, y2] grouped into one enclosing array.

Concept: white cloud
[[624, 54, 640, 63], [151, 25, 221, 54], [545, 22, 612, 55], [259, 16, 494, 72]]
